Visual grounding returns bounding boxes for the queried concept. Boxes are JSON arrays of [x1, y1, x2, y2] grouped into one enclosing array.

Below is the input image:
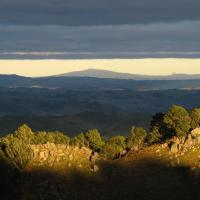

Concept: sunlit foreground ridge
[[1, 105, 200, 200]]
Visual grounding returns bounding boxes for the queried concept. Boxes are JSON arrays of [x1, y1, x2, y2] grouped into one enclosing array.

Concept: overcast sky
[[0, 0, 200, 59]]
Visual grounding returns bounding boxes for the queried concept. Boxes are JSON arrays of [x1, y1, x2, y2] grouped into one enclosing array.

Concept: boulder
[[184, 134, 193, 148], [161, 143, 168, 148], [191, 128, 200, 138], [170, 142, 179, 153]]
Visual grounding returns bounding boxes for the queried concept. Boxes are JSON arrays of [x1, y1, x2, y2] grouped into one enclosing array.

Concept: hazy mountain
[[1, 73, 200, 90], [57, 69, 200, 80]]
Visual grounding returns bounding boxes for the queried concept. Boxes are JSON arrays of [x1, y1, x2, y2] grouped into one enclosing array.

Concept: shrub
[[163, 105, 191, 137], [0, 136, 33, 169], [190, 108, 200, 129], [147, 127, 162, 144], [101, 142, 123, 160], [70, 133, 89, 147], [15, 124, 34, 144], [34, 131, 70, 144], [101, 135, 126, 159], [108, 135, 126, 149], [85, 129, 105, 152], [45, 131, 70, 144], [127, 127, 147, 149], [33, 131, 48, 144]]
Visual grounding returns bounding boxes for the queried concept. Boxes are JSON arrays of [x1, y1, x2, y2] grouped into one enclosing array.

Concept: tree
[[190, 108, 200, 129], [15, 124, 34, 144], [70, 133, 89, 147], [101, 135, 126, 159], [85, 129, 105, 152], [163, 105, 191, 137], [101, 142, 123, 160], [148, 112, 166, 143], [34, 131, 70, 144], [108, 135, 126, 149], [147, 127, 163, 144], [3, 138, 33, 169], [127, 127, 147, 149]]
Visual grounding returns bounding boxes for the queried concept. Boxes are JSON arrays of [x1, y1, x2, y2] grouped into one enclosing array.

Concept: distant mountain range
[[57, 69, 200, 80], [1, 69, 200, 90]]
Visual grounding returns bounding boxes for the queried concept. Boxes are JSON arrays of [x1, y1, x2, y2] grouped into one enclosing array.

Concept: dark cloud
[[0, 21, 200, 58], [0, 0, 200, 25]]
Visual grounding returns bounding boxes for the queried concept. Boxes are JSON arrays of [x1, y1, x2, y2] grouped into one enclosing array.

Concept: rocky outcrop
[[168, 128, 200, 153], [28, 143, 97, 170]]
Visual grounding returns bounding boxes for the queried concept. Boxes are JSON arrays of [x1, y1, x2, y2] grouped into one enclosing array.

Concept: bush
[[34, 131, 70, 144], [85, 129, 105, 152], [108, 135, 126, 149], [163, 105, 191, 137], [70, 133, 89, 147], [190, 108, 200, 129], [101, 142, 123, 160], [0, 136, 33, 169], [127, 127, 147, 149], [15, 124, 34, 144], [147, 127, 163, 144], [101, 135, 126, 159]]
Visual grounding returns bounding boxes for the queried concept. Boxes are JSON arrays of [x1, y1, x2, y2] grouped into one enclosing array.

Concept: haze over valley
[[1, 70, 200, 136]]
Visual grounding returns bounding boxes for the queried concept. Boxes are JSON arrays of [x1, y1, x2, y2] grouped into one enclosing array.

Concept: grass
[[2, 144, 200, 200]]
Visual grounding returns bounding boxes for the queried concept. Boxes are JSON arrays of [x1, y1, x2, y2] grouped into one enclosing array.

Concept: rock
[[90, 152, 100, 163], [120, 150, 127, 156], [131, 146, 139, 151], [69, 154, 73, 161], [177, 144, 183, 151], [92, 164, 99, 172], [195, 137, 200, 145], [175, 137, 181, 145], [39, 151, 45, 159], [161, 143, 168, 148], [191, 128, 200, 138], [170, 142, 179, 153]]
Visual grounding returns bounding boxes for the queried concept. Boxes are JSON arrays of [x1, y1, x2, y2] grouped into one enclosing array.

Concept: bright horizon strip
[[0, 59, 200, 77]]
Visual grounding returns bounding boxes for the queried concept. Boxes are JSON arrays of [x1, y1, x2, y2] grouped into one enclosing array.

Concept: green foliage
[[101, 135, 126, 159], [70, 133, 89, 147], [163, 105, 191, 137], [0, 135, 33, 169], [15, 124, 34, 144], [85, 129, 105, 152], [127, 127, 147, 149], [34, 131, 70, 144], [101, 143, 123, 160], [190, 108, 200, 129], [149, 112, 168, 140], [109, 135, 126, 149]]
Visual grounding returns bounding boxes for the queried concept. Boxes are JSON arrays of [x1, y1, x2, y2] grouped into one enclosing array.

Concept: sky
[[1, 59, 200, 77], [0, 0, 200, 75]]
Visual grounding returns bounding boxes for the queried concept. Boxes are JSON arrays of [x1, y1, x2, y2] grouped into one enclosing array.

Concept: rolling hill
[[57, 69, 200, 80]]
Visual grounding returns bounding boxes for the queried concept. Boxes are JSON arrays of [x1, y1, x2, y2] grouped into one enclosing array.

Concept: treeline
[[1, 105, 200, 170]]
